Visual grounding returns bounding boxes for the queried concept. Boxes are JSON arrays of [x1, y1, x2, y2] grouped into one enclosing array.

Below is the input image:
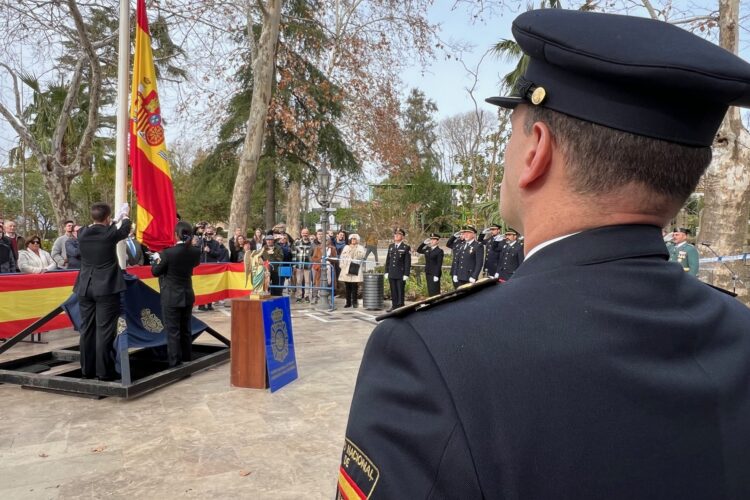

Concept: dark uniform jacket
[[452, 239, 484, 281], [478, 233, 505, 276], [497, 240, 524, 280], [416, 242, 444, 277], [151, 243, 201, 307], [65, 238, 82, 270], [200, 238, 222, 263], [74, 219, 131, 297], [385, 242, 411, 279], [341, 225, 750, 499]]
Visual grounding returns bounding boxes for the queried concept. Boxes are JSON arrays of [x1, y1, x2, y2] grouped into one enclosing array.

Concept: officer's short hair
[[523, 106, 711, 204], [90, 202, 111, 223]]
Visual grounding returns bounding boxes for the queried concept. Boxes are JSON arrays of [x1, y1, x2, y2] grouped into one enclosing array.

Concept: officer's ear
[[518, 119, 553, 189]]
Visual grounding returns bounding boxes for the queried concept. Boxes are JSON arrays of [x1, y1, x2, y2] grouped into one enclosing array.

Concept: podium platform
[[231, 297, 268, 389], [230, 296, 298, 392]]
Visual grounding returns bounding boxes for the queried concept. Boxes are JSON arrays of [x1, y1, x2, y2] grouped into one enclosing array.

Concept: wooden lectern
[[231, 297, 268, 389]]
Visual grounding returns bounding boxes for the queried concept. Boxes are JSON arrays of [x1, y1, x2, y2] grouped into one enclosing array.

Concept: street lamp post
[[317, 165, 333, 310]]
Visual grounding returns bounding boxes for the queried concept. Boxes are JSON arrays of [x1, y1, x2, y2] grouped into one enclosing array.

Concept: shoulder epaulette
[[706, 283, 738, 297], [375, 277, 499, 321]]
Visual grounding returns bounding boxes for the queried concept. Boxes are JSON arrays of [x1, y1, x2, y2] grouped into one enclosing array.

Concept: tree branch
[[639, 0, 659, 20], [66, 0, 102, 175], [0, 62, 22, 115], [0, 100, 47, 163], [247, 1, 259, 61], [51, 56, 85, 157], [256, 0, 269, 20]]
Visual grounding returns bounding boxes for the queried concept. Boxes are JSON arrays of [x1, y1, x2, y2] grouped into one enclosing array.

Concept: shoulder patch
[[376, 277, 499, 321], [338, 438, 379, 499]]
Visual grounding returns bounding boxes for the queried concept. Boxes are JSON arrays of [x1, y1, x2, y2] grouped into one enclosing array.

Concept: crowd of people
[[1, 215, 700, 299]]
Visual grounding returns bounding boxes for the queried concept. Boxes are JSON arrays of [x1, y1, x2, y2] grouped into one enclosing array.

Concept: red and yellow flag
[[129, 0, 176, 251]]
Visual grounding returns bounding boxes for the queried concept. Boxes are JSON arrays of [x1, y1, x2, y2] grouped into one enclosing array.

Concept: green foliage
[[179, 0, 361, 226], [0, 161, 56, 238], [369, 88, 454, 236]]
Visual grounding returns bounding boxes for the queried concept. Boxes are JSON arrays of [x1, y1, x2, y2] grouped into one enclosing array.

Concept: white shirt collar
[[524, 232, 580, 261], [675, 241, 686, 248]]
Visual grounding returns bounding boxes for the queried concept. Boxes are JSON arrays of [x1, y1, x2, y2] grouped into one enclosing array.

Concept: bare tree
[[0, 0, 102, 230], [697, 0, 750, 300]]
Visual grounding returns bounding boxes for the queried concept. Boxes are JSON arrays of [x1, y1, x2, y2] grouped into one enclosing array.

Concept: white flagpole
[[114, 0, 130, 268]]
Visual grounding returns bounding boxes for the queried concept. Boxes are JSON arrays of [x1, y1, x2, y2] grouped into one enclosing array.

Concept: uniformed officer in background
[[668, 227, 699, 276], [478, 223, 505, 278], [416, 233, 444, 297], [339, 9, 750, 499], [451, 225, 484, 288], [496, 228, 524, 281], [384, 228, 410, 311]]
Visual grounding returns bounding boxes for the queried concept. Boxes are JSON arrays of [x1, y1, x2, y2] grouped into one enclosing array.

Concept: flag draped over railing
[[129, 0, 176, 252]]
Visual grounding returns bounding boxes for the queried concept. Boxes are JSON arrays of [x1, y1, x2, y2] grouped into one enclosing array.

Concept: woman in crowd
[[18, 236, 57, 274], [233, 235, 247, 262], [339, 234, 366, 308], [333, 230, 347, 297], [252, 229, 264, 250]]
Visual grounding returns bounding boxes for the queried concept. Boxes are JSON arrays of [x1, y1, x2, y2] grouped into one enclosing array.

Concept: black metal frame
[[0, 305, 231, 399]]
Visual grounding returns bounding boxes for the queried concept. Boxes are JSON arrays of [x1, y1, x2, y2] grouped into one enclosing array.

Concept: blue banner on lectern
[[261, 296, 298, 392]]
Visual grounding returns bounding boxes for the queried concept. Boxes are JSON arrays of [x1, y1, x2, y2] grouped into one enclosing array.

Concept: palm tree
[[491, 0, 594, 91]]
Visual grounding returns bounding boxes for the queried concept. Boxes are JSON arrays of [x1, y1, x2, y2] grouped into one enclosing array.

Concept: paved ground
[[0, 300, 382, 499]]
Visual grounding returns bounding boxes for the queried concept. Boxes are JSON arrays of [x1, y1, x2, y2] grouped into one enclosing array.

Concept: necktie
[[127, 238, 136, 256]]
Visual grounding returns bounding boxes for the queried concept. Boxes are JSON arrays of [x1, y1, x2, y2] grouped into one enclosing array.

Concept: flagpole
[[115, 0, 130, 268]]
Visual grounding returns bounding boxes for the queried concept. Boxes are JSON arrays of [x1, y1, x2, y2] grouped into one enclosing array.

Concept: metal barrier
[[264, 260, 336, 309]]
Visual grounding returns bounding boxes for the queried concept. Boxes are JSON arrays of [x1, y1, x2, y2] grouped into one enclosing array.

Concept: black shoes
[[344, 303, 352, 308]]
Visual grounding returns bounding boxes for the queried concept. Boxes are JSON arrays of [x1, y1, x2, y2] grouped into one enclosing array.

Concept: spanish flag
[[129, 0, 176, 251]]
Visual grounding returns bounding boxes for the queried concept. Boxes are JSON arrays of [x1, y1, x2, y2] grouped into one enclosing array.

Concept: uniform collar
[[514, 225, 668, 279]]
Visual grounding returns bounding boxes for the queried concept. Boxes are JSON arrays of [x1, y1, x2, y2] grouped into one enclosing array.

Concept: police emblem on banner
[[271, 308, 289, 362], [141, 308, 164, 333]]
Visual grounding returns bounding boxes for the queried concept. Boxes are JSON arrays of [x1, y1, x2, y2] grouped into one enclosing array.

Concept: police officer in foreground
[[339, 9, 750, 499], [416, 233, 444, 297], [668, 227, 700, 276], [151, 221, 201, 367], [384, 228, 410, 311], [451, 224, 484, 288]]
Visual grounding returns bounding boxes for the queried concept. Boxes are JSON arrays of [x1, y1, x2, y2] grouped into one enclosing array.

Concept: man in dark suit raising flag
[[74, 202, 131, 381]]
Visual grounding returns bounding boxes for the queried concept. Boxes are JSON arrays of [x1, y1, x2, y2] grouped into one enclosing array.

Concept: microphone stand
[[701, 243, 744, 294]]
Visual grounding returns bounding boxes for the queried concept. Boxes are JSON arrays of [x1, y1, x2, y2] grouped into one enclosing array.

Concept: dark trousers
[[344, 281, 359, 306], [78, 291, 120, 379], [364, 246, 378, 263], [389, 278, 405, 307], [426, 274, 441, 297], [270, 270, 282, 296], [163, 304, 193, 367]]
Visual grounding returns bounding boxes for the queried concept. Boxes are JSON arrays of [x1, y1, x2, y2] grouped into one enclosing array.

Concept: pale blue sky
[[400, 2, 517, 120]]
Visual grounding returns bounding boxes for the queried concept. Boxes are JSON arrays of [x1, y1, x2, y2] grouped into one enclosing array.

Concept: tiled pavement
[[0, 301, 382, 499]]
